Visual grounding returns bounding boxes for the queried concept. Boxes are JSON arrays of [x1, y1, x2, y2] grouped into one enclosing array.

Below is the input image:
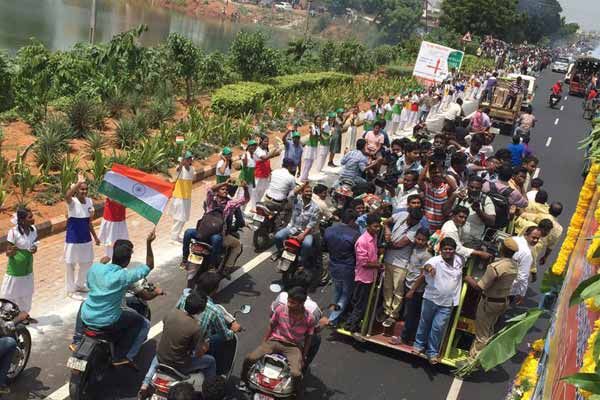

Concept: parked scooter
[[148, 305, 252, 400], [0, 299, 32, 382]]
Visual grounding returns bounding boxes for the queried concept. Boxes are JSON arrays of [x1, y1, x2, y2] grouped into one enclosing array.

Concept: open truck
[[569, 57, 600, 97], [479, 78, 524, 135], [336, 229, 511, 368]]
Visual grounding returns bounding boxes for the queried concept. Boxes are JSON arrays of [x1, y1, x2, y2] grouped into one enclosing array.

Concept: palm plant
[[84, 131, 107, 159], [66, 95, 105, 138], [9, 147, 39, 206], [59, 154, 80, 196], [33, 122, 71, 171], [116, 117, 144, 149]]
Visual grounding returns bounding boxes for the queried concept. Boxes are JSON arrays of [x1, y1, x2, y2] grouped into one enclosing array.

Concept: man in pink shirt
[[344, 213, 382, 333], [240, 287, 314, 399], [364, 122, 385, 155]]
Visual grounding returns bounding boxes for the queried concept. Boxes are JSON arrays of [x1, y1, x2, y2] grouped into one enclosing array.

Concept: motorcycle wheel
[[69, 348, 109, 400], [7, 327, 31, 382], [253, 227, 272, 251]]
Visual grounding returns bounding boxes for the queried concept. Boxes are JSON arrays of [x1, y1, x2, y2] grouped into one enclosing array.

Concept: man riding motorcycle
[[262, 158, 298, 212], [272, 183, 321, 267], [78, 229, 156, 366], [550, 81, 562, 108], [339, 139, 381, 186], [138, 291, 216, 399]]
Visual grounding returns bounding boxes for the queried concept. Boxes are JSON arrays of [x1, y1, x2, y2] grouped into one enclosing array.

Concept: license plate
[[254, 394, 274, 400], [188, 253, 204, 264], [151, 395, 167, 400], [253, 214, 265, 222], [67, 356, 87, 372], [282, 250, 296, 261]]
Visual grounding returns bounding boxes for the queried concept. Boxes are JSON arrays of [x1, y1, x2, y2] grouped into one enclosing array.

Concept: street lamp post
[[89, 0, 97, 44]]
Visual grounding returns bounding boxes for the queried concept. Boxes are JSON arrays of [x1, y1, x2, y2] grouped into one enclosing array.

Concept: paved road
[[10, 69, 591, 400]]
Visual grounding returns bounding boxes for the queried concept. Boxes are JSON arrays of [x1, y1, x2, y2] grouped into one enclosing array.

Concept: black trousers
[[344, 282, 372, 331]]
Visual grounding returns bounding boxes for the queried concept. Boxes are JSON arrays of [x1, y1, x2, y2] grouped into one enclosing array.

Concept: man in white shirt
[[311, 184, 333, 220], [441, 206, 492, 260], [442, 98, 463, 134], [263, 158, 298, 211], [509, 228, 540, 302], [413, 237, 463, 364], [450, 175, 496, 245]]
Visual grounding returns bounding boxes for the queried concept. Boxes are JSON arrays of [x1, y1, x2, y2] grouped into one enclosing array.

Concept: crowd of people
[[0, 46, 569, 399]]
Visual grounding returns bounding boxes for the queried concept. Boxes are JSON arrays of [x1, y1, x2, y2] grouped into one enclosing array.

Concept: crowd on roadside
[[0, 45, 568, 399]]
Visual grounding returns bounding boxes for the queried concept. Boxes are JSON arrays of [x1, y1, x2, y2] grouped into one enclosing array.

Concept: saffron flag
[[99, 164, 174, 224]]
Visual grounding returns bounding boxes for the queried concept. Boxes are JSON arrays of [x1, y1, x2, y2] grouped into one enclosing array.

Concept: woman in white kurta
[[299, 116, 321, 182], [1, 208, 37, 314], [98, 198, 128, 258], [169, 151, 196, 241], [64, 180, 99, 300]]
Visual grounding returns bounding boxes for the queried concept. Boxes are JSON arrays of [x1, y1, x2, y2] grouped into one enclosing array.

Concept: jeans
[[143, 354, 217, 386], [274, 227, 314, 266], [401, 287, 424, 343], [418, 110, 429, 123], [328, 273, 355, 324], [413, 298, 452, 358], [73, 304, 150, 361], [0, 337, 17, 386], [182, 229, 223, 267]]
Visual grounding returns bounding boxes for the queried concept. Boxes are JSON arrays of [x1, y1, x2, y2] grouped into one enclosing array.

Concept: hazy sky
[[558, 0, 598, 30]]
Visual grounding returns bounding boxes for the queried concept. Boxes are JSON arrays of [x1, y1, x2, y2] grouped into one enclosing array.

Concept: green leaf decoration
[[562, 373, 600, 394], [570, 275, 600, 306]]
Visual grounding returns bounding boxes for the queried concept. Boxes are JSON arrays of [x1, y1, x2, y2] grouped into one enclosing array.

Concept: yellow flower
[[512, 351, 540, 400], [532, 339, 544, 353], [578, 318, 600, 398]]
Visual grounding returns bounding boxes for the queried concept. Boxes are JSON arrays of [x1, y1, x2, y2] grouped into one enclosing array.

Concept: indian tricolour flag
[[99, 164, 174, 224]]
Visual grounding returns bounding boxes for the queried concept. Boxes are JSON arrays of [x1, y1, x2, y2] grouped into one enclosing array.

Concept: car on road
[[552, 57, 571, 73], [274, 2, 293, 11]]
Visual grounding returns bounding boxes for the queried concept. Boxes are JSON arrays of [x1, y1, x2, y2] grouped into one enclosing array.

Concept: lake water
[[0, 0, 294, 54]]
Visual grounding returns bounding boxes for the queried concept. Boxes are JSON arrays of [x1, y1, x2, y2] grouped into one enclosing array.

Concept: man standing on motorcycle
[[139, 291, 216, 399], [239, 286, 315, 399], [263, 158, 298, 212], [273, 184, 321, 266], [80, 229, 156, 367]]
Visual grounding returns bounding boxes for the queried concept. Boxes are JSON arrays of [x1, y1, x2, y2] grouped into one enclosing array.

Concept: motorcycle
[[185, 238, 213, 287], [276, 238, 302, 273], [247, 353, 294, 399], [0, 299, 32, 382], [251, 203, 291, 251], [549, 93, 561, 108], [68, 283, 156, 400], [148, 305, 251, 400]]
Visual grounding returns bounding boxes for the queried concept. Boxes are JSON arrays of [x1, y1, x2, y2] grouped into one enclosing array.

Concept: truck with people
[[479, 77, 525, 135], [568, 57, 600, 97]]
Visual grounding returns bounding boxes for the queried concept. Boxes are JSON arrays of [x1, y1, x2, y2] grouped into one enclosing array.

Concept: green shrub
[[145, 96, 176, 129], [116, 117, 145, 149], [270, 72, 352, 93], [461, 55, 495, 75], [384, 65, 414, 78], [212, 82, 274, 116], [66, 95, 105, 138], [33, 124, 69, 171], [83, 130, 107, 158]]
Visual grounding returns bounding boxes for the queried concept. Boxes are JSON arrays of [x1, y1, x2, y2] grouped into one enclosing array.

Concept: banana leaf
[[570, 275, 600, 306], [580, 280, 600, 302], [540, 269, 565, 293], [455, 309, 545, 377], [562, 373, 600, 394]]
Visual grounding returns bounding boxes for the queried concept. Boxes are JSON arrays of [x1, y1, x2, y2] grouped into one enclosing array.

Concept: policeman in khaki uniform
[[464, 237, 519, 358]]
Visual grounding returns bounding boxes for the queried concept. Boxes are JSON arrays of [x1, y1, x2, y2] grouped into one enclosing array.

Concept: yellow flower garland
[[510, 340, 544, 400], [551, 165, 600, 276], [578, 319, 600, 398]]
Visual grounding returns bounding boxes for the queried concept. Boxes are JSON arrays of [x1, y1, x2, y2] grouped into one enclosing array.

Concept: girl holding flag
[[64, 178, 100, 300], [168, 150, 196, 242]]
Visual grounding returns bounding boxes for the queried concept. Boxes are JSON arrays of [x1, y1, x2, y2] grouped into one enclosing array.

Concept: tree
[[337, 40, 374, 73], [199, 51, 231, 90], [167, 33, 203, 103], [0, 52, 14, 112], [374, 0, 423, 44], [518, 0, 563, 42], [439, 0, 522, 41], [229, 30, 279, 81]]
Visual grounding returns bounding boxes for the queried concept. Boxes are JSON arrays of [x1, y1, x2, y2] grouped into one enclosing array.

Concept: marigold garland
[[551, 165, 600, 276], [509, 340, 544, 400], [578, 319, 600, 398]]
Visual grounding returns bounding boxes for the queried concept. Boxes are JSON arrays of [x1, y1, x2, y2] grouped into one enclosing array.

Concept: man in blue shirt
[[339, 139, 379, 185], [506, 135, 525, 167], [80, 229, 156, 366], [283, 129, 303, 177], [323, 210, 360, 326]]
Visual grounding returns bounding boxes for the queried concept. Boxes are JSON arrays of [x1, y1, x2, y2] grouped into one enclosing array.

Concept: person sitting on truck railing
[[503, 76, 523, 110], [467, 107, 491, 134]]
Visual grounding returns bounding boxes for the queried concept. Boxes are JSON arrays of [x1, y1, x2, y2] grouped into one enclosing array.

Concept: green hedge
[[211, 82, 274, 116], [211, 72, 352, 116], [270, 72, 353, 93], [384, 65, 414, 78]]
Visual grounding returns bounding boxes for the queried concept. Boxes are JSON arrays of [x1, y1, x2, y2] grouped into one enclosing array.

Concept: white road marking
[[564, 96, 568, 101], [45, 248, 275, 400], [554, 118, 559, 125], [560, 105, 564, 111], [446, 377, 464, 400], [546, 137, 552, 147]]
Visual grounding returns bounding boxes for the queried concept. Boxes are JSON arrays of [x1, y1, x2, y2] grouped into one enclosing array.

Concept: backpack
[[195, 208, 225, 242], [486, 182, 513, 229]]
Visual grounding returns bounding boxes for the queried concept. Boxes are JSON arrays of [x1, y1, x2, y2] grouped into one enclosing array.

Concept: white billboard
[[413, 41, 464, 83]]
